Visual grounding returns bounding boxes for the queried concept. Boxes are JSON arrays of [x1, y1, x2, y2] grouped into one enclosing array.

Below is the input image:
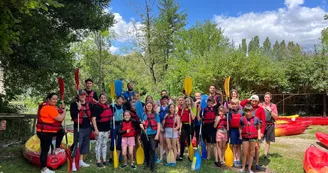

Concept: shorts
[[121, 136, 135, 147], [165, 128, 178, 138], [264, 124, 275, 142], [229, 128, 242, 145], [216, 131, 228, 142], [73, 127, 92, 155], [242, 138, 259, 142], [202, 124, 216, 144]]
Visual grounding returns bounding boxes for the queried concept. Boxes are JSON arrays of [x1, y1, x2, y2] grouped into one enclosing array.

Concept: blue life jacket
[[159, 105, 169, 123], [114, 104, 124, 122]]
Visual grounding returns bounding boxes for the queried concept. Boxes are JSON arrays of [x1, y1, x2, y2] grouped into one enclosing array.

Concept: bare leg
[[264, 141, 270, 156], [237, 144, 241, 161], [220, 142, 226, 162], [241, 141, 249, 171], [215, 142, 219, 162], [248, 142, 256, 172], [122, 146, 127, 165], [128, 146, 134, 165], [172, 138, 177, 162], [255, 142, 260, 165], [207, 143, 211, 160]]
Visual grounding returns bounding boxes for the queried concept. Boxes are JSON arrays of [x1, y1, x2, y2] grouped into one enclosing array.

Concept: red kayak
[[315, 131, 328, 148], [23, 150, 66, 169], [277, 116, 328, 126], [276, 119, 312, 127], [275, 124, 307, 137], [303, 146, 328, 173]]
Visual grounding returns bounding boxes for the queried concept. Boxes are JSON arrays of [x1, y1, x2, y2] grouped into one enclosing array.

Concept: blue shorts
[[229, 128, 242, 145]]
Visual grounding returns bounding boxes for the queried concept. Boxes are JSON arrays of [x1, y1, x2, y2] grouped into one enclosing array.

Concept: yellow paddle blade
[[110, 82, 115, 99], [136, 146, 144, 165], [113, 147, 119, 168], [188, 143, 194, 161], [224, 144, 234, 167], [184, 77, 192, 96], [224, 76, 230, 100], [167, 150, 175, 163]]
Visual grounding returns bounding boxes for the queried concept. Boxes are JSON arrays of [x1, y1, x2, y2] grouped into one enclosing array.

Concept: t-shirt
[[141, 113, 160, 135], [123, 91, 135, 102], [37, 105, 60, 133], [258, 102, 279, 116], [92, 104, 111, 132], [70, 102, 92, 129]]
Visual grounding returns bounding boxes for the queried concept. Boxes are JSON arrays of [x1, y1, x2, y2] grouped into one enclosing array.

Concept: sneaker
[[131, 165, 137, 170], [214, 161, 222, 167], [79, 160, 90, 167], [96, 162, 103, 168], [165, 163, 171, 166], [156, 159, 162, 164], [220, 161, 226, 166], [120, 164, 127, 169], [177, 157, 183, 161], [54, 148, 64, 154], [249, 171, 254, 173], [256, 165, 264, 171], [108, 158, 113, 164], [103, 161, 108, 166], [72, 163, 77, 172], [41, 168, 55, 173], [238, 169, 245, 172], [170, 163, 176, 167]]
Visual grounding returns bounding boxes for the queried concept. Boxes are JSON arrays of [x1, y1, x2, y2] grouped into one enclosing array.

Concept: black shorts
[[202, 124, 216, 144], [264, 124, 275, 142]]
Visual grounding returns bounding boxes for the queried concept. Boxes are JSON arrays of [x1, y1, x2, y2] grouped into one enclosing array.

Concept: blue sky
[[108, 0, 328, 53]]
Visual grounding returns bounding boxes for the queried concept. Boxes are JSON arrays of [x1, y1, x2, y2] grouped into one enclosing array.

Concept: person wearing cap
[[70, 89, 93, 171], [240, 95, 266, 171], [123, 82, 135, 111], [239, 104, 261, 173], [258, 92, 278, 159], [84, 78, 98, 104]]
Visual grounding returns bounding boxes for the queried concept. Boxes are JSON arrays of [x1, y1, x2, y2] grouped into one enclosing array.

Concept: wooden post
[[324, 93, 327, 117]]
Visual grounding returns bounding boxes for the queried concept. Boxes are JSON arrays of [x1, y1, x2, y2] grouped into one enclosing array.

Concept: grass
[[1, 125, 328, 173]]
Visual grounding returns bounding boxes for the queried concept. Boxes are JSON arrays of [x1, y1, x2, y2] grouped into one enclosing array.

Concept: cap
[[243, 104, 253, 111], [249, 95, 259, 101], [78, 89, 86, 95]]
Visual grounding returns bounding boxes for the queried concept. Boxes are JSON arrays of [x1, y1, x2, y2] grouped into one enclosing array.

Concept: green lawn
[[1, 126, 328, 173]]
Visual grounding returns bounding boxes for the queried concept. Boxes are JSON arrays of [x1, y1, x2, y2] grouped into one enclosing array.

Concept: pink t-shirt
[[258, 102, 278, 116]]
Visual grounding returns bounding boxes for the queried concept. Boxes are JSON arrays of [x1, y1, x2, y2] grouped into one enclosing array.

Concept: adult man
[[259, 92, 278, 159], [156, 90, 173, 106], [240, 95, 265, 171], [84, 78, 98, 104], [123, 82, 135, 110]]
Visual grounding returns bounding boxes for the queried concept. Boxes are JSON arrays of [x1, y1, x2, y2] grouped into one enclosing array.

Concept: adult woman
[[224, 89, 241, 109], [258, 92, 278, 159], [70, 89, 93, 171], [37, 93, 66, 173], [91, 93, 113, 167], [209, 85, 222, 106], [140, 102, 160, 172]]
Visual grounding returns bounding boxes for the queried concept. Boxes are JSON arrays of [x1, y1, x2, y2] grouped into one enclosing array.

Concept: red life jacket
[[177, 106, 182, 117], [130, 110, 139, 121], [36, 102, 62, 132], [241, 116, 258, 139], [144, 114, 158, 130], [217, 115, 227, 129], [85, 90, 95, 104], [73, 103, 91, 124], [181, 109, 191, 123], [203, 107, 216, 124], [121, 121, 135, 137], [97, 103, 113, 122], [164, 114, 176, 128], [230, 110, 243, 128]]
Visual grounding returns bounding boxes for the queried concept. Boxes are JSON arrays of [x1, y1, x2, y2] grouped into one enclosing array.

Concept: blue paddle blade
[[191, 149, 201, 170], [200, 139, 207, 159], [114, 80, 123, 97], [135, 101, 144, 120], [200, 94, 208, 111]]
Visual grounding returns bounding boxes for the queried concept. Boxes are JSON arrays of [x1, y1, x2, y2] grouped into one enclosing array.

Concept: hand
[[155, 134, 159, 140], [228, 104, 232, 109], [127, 129, 130, 133], [260, 133, 264, 138], [94, 130, 99, 136], [258, 136, 261, 140], [76, 102, 82, 110], [178, 130, 181, 135], [93, 99, 99, 103], [61, 103, 66, 109], [173, 128, 178, 132], [160, 127, 165, 132]]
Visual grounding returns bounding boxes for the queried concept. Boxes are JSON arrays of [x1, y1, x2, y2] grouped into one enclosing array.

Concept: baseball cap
[[249, 95, 259, 101]]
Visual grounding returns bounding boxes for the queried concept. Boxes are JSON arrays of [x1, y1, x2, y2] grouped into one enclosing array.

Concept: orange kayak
[[316, 132, 328, 148], [275, 124, 307, 137], [303, 146, 328, 173]]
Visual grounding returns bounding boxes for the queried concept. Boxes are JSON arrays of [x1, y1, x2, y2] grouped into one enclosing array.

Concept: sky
[[107, 0, 328, 54]]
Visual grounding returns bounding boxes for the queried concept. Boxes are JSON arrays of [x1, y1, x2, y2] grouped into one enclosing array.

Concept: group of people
[[36, 78, 278, 173]]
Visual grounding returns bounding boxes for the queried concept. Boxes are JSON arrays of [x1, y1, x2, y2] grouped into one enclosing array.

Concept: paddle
[[167, 114, 175, 164], [58, 77, 72, 172], [113, 80, 122, 169], [200, 95, 208, 159], [135, 100, 145, 165], [74, 68, 80, 94], [184, 77, 194, 161], [223, 76, 233, 167]]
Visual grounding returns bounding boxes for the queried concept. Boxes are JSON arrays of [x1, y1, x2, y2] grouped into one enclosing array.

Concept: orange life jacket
[[36, 102, 62, 132]]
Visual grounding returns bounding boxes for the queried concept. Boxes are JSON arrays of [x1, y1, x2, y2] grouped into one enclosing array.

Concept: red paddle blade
[[75, 147, 80, 170], [65, 149, 72, 172], [58, 77, 65, 101], [74, 68, 80, 91]]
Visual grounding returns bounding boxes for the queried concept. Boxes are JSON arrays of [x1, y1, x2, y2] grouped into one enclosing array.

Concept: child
[[177, 97, 194, 161], [130, 101, 141, 159], [194, 92, 202, 144], [140, 102, 161, 172], [91, 93, 113, 167], [163, 104, 180, 166], [228, 98, 243, 167], [214, 106, 228, 166], [119, 110, 140, 169], [199, 96, 218, 166], [157, 96, 169, 163], [176, 96, 184, 156], [239, 104, 261, 173]]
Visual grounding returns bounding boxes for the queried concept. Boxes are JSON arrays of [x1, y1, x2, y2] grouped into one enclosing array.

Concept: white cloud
[[109, 46, 118, 53], [213, 0, 328, 48], [110, 13, 143, 42]]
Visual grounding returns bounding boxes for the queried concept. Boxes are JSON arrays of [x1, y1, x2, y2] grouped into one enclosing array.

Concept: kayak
[[275, 124, 307, 137], [277, 116, 328, 126], [23, 134, 72, 169], [315, 132, 328, 148], [303, 146, 328, 173], [276, 119, 312, 127], [279, 114, 299, 118]]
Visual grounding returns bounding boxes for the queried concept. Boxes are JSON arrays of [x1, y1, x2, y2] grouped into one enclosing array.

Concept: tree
[[241, 38, 247, 55], [248, 36, 260, 53], [262, 37, 272, 56]]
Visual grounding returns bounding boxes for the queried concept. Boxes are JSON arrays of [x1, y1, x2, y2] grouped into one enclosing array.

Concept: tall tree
[[262, 37, 272, 56], [241, 38, 247, 55], [248, 36, 260, 53]]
